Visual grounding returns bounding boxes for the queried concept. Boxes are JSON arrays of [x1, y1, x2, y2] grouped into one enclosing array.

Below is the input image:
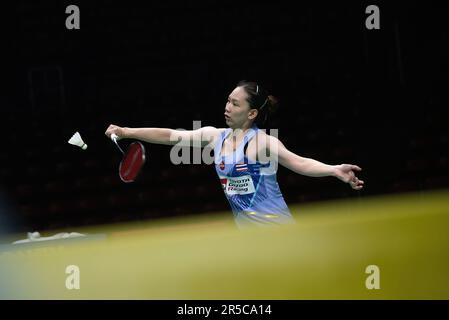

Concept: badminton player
[[105, 81, 364, 227]]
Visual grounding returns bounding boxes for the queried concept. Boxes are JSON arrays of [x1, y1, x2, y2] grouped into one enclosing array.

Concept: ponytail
[[236, 80, 279, 127]]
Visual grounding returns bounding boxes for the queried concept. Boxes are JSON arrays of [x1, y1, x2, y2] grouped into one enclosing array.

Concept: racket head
[[118, 142, 146, 183]]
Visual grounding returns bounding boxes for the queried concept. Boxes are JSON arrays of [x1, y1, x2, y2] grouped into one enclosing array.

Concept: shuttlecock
[[68, 131, 88, 150]]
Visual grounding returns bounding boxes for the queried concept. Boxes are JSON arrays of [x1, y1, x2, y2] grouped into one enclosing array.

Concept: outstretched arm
[[105, 124, 224, 147], [265, 135, 364, 190]]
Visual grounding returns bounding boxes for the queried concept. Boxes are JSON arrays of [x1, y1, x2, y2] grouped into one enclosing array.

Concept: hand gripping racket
[[110, 133, 146, 183]]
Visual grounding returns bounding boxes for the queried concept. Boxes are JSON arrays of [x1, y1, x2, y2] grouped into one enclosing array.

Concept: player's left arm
[[264, 135, 364, 190]]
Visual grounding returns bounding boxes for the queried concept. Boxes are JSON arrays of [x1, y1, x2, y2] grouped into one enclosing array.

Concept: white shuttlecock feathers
[[68, 131, 88, 150]]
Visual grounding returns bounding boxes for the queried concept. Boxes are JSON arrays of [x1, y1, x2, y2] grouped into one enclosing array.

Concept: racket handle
[[111, 133, 119, 141], [110, 133, 125, 154]]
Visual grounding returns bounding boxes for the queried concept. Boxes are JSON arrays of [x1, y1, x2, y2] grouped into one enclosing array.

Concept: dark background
[[1, 1, 448, 233]]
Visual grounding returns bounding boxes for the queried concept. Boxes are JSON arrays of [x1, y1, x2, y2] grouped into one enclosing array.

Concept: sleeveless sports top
[[214, 125, 295, 227]]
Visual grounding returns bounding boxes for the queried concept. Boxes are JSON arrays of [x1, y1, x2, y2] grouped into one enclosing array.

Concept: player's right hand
[[105, 124, 126, 139]]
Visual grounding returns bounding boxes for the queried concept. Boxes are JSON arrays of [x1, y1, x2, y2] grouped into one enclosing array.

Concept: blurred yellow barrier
[[1, 189, 448, 299]]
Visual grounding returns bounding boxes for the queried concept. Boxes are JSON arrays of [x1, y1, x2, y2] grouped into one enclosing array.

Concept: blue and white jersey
[[214, 125, 295, 227]]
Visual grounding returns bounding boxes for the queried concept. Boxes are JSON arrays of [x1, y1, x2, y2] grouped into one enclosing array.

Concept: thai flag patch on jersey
[[235, 163, 248, 172]]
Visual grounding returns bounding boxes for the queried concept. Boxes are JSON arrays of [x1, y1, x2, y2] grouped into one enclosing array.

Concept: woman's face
[[224, 86, 257, 129]]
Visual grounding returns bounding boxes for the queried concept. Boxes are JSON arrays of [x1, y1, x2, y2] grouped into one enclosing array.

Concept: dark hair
[[236, 80, 279, 127]]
